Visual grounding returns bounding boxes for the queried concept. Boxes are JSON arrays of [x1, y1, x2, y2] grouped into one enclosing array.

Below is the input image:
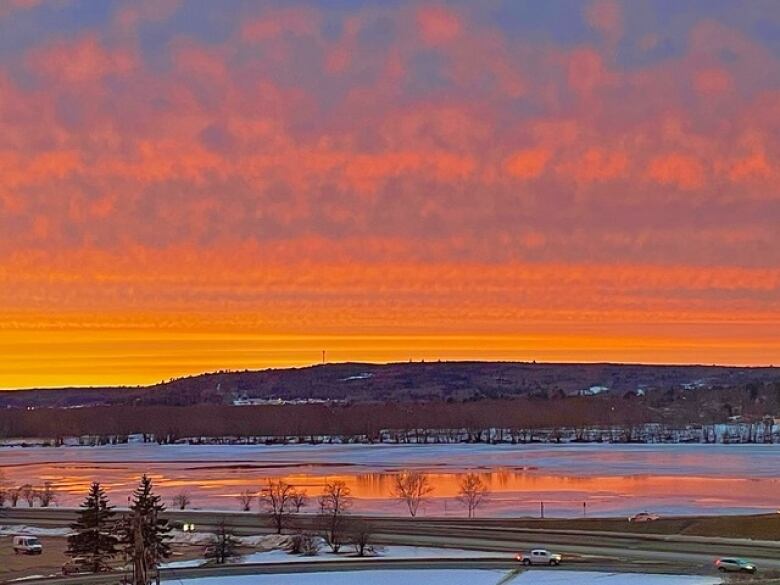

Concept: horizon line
[[2, 357, 776, 392]]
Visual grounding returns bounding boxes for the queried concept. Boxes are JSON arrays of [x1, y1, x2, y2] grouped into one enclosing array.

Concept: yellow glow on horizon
[[2, 324, 778, 389]]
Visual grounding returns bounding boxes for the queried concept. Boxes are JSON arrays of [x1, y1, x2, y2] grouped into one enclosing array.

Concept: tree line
[[0, 397, 659, 443], [0, 479, 57, 508]]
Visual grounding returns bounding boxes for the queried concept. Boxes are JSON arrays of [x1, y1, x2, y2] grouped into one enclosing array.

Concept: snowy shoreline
[[3, 420, 779, 450]]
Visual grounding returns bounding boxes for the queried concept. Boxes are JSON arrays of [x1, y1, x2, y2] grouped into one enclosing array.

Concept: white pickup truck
[[516, 549, 562, 566]]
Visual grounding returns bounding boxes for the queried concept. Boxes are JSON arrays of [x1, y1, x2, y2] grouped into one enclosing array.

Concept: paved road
[[4, 509, 779, 583], [3, 558, 734, 585]]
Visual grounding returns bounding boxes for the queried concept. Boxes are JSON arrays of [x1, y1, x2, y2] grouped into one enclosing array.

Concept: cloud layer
[[1, 0, 779, 386]]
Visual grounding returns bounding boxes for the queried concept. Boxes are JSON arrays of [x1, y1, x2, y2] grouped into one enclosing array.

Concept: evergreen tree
[[120, 475, 172, 585], [66, 482, 118, 573]]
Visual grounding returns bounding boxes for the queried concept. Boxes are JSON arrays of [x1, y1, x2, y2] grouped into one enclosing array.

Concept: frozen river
[[1, 443, 778, 517]]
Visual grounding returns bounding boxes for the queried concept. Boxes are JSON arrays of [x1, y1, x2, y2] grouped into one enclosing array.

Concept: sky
[[1, 0, 779, 388]]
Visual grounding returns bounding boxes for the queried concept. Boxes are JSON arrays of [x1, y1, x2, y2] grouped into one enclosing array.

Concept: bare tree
[[9, 488, 20, 507], [0, 469, 7, 508], [347, 518, 373, 556], [392, 471, 433, 517], [20, 484, 35, 507], [318, 480, 352, 553], [172, 491, 192, 510], [259, 480, 296, 533], [455, 473, 489, 518], [237, 490, 255, 512], [37, 481, 58, 507], [205, 520, 240, 565], [291, 490, 307, 513]]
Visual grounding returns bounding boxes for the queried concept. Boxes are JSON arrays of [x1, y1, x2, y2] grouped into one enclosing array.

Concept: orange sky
[[1, 1, 779, 388]]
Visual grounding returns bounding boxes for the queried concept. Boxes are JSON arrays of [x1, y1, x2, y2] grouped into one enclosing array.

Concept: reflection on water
[[1, 444, 779, 517], [3, 460, 779, 517]]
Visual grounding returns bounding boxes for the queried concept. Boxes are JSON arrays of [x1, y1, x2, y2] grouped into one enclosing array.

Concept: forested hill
[[1, 361, 778, 408]]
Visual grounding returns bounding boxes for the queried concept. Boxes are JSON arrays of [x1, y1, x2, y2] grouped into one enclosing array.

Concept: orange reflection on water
[[17, 464, 780, 515]]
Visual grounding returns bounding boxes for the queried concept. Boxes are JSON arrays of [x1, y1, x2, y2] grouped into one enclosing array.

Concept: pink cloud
[[0, 0, 42, 19], [694, 67, 732, 94], [584, 0, 623, 43], [505, 148, 551, 180], [27, 35, 137, 82], [560, 148, 629, 185], [727, 151, 772, 183], [241, 7, 322, 42], [567, 48, 612, 95], [0, 3, 778, 366], [114, 0, 181, 32], [647, 154, 706, 191], [416, 6, 461, 46]]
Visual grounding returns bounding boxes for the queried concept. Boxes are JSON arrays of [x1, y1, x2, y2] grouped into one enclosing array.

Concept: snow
[[169, 530, 215, 546], [163, 570, 721, 585], [239, 534, 289, 548], [371, 546, 509, 560], [236, 545, 512, 565], [162, 544, 511, 569], [0, 525, 72, 537], [341, 373, 373, 381], [170, 531, 291, 548], [2, 443, 780, 517], [161, 559, 205, 569]]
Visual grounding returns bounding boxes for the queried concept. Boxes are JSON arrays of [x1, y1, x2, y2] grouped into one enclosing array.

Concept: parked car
[[516, 549, 562, 566], [62, 558, 111, 575], [13, 535, 43, 555], [628, 512, 660, 523], [62, 559, 85, 575], [715, 558, 757, 574]]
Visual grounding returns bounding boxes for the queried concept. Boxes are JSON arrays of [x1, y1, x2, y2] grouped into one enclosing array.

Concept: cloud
[[0, 0, 43, 20], [416, 6, 461, 46], [566, 48, 612, 95], [694, 67, 732, 94], [559, 148, 629, 185], [114, 0, 181, 33], [0, 0, 779, 382], [241, 7, 322, 42], [584, 0, 623, 43], [27, 35, 137, 82], [505, 148, 550, 179], [647, 154, 706, 191], [727, 151, 772, 183]]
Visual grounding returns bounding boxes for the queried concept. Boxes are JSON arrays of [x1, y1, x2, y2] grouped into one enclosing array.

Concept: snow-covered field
[[1, 443, 779, 517], [162, 545, 512, 569], [0, 525, 72, 537], [163, 569, 722, 585]]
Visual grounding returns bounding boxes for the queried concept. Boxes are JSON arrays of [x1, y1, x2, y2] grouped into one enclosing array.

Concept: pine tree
[[66, 482, 118, 573], [120, 475, 172, 585]]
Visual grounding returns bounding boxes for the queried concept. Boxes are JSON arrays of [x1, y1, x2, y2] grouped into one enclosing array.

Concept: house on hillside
[[579, 385, 610, 396]]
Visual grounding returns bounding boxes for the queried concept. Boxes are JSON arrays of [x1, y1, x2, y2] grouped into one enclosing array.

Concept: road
[[3, 508, 780, 583]]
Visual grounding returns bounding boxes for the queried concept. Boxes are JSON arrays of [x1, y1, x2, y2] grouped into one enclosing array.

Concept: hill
[[0, 361, 777, 408]]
